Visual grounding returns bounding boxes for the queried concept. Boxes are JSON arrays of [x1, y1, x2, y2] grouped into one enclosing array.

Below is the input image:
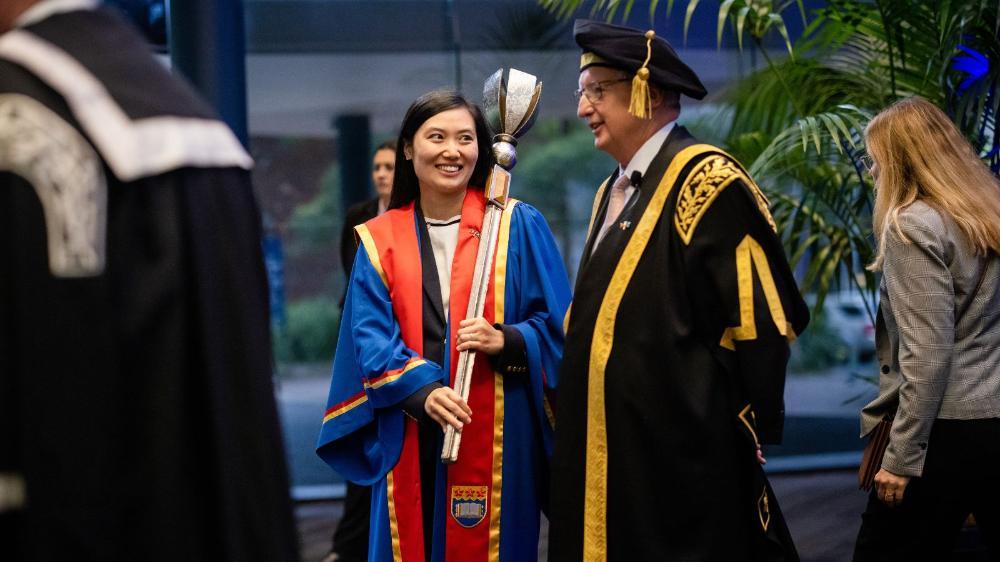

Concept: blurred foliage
[[287, 165, 343, 256], [788, 311, 851, 373], [274, 164, 344, 366], [517, 120, 616, 218], [518, 119, 614, 186], [273, 297, 340, 363]]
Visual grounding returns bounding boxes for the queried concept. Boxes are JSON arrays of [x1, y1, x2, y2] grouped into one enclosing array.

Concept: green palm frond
[[748, 105, 871, 178], [770, 173, 877, 320], [747, 104, 876, 316], [723, 57, 881, 143], [540, 0, 805, 57], [481, 4, 573, 50]]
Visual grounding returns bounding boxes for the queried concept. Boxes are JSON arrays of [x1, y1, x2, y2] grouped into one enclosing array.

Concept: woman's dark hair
[[388, 89, 495, 209]]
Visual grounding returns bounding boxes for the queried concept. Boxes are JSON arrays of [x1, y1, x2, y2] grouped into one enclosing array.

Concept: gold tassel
[[628, 67, 651, 119], [628, 30, 656, 119]]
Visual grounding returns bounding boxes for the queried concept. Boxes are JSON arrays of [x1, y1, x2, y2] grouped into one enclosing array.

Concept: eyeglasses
[[573, 78, 630, 104], [858, 153, 874, 172]]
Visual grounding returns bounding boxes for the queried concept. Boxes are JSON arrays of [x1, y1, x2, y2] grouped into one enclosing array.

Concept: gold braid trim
[[738, 403, 760, 447], [386, 471, 402, 561], [674, 153, 777, 245], [758, 488, 772, 532], [488, 199, 517, 562], [355, 224, 389, 288], [583, 144, 718, 562], [747, 178, 777, 233], [585, 176, 612, 242], [564, 176, 611, 331], [580, 52, 607, 68], [718, 235, 795, 350]]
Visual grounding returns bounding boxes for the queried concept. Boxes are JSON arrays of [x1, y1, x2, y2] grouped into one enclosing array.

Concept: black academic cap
[[574, 19, 707, 102]]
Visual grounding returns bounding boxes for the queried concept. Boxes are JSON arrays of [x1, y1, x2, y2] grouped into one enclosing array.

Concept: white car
[[817, 290, 877, 366]]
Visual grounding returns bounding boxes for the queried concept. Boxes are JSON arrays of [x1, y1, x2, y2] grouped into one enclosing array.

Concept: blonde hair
[[865, 96, 1000, 270]]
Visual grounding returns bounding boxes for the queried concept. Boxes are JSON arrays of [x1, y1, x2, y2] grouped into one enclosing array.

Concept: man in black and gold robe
[[548, 20, 809, 561]]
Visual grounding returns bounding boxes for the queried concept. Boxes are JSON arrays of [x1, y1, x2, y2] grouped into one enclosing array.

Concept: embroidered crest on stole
[[450, 485, 489, 528]]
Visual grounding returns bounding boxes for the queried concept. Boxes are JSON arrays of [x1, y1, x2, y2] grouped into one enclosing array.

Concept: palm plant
[[539, 0, 1000, 320]]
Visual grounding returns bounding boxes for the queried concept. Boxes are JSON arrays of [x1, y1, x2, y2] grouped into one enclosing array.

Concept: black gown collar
[[576, 125, 697, 282], [415, 209, 447, 365]]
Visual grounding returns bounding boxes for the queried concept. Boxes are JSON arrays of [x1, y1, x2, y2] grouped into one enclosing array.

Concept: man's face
[[577, 66, 644, 164]]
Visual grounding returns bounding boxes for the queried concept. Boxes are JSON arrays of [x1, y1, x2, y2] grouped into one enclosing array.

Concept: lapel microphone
[[630, 170, 643, 188]]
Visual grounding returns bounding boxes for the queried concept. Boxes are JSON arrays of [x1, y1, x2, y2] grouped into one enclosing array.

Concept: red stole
[[363, 189, 501, 562]]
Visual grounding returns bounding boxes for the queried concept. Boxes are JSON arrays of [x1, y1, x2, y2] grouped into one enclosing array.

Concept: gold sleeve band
[[719, 235, 795, 350]]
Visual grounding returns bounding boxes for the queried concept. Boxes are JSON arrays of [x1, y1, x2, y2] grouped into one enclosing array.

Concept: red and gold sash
[[362, 189, 513, 562]]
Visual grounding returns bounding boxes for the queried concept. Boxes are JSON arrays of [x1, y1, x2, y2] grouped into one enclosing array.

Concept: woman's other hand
[[874, 468, 911, 507], [456, 317, 504, 355], [424, 386, 472, 432]]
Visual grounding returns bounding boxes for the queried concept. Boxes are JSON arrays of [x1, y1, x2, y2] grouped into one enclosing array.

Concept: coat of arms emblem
[[450, 485, 488, 528]]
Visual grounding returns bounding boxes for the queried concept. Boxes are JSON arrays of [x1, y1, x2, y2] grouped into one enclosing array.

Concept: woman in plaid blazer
[[854, 97, 1000, 561]]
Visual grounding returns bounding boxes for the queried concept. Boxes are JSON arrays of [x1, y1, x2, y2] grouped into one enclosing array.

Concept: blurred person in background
[[339, 140, 397, 302], [854, 96, 1000, 561], [0, 1, 299, 560], [317, 89, 570, 562]]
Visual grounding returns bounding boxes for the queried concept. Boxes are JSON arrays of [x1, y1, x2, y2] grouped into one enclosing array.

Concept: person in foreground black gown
[[0, 2, 299, 560]]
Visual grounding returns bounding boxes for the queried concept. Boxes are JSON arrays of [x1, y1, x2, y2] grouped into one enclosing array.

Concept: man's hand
[[874, 468, 910, 507], [424, 386, 472, 432], [756, 445, 767, 465], [456, 317, 504, 355]]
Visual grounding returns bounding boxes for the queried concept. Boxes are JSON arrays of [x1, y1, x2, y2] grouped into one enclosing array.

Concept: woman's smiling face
[[407, 107, 480, 200]]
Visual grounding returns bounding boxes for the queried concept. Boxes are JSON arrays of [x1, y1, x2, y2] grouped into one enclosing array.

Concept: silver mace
[[441, 68, 542, 464]]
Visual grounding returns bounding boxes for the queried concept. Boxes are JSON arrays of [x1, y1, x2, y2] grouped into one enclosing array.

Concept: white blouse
[[425, 215, 461, 316]]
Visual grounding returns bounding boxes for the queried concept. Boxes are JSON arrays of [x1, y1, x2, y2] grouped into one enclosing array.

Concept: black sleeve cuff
[[401, 382, 443, 424], [489, 323, 529, 376], [757, 411, 785, 445]]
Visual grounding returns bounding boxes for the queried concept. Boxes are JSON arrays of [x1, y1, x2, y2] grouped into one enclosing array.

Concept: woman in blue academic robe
[[317, 90, 570, 562]]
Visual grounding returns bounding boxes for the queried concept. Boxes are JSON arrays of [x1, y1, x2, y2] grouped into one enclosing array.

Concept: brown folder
[[859, 417, 893, 491]]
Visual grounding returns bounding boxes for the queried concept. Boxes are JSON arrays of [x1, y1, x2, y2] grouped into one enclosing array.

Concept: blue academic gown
[[317, 198, 570, 562]]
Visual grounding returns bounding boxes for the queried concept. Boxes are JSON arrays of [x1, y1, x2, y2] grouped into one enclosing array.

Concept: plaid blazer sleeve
[[881, 209, 955, 477]]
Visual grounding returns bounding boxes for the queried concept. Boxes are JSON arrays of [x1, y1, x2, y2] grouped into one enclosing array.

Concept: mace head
[[483, 68, 542, 171]]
